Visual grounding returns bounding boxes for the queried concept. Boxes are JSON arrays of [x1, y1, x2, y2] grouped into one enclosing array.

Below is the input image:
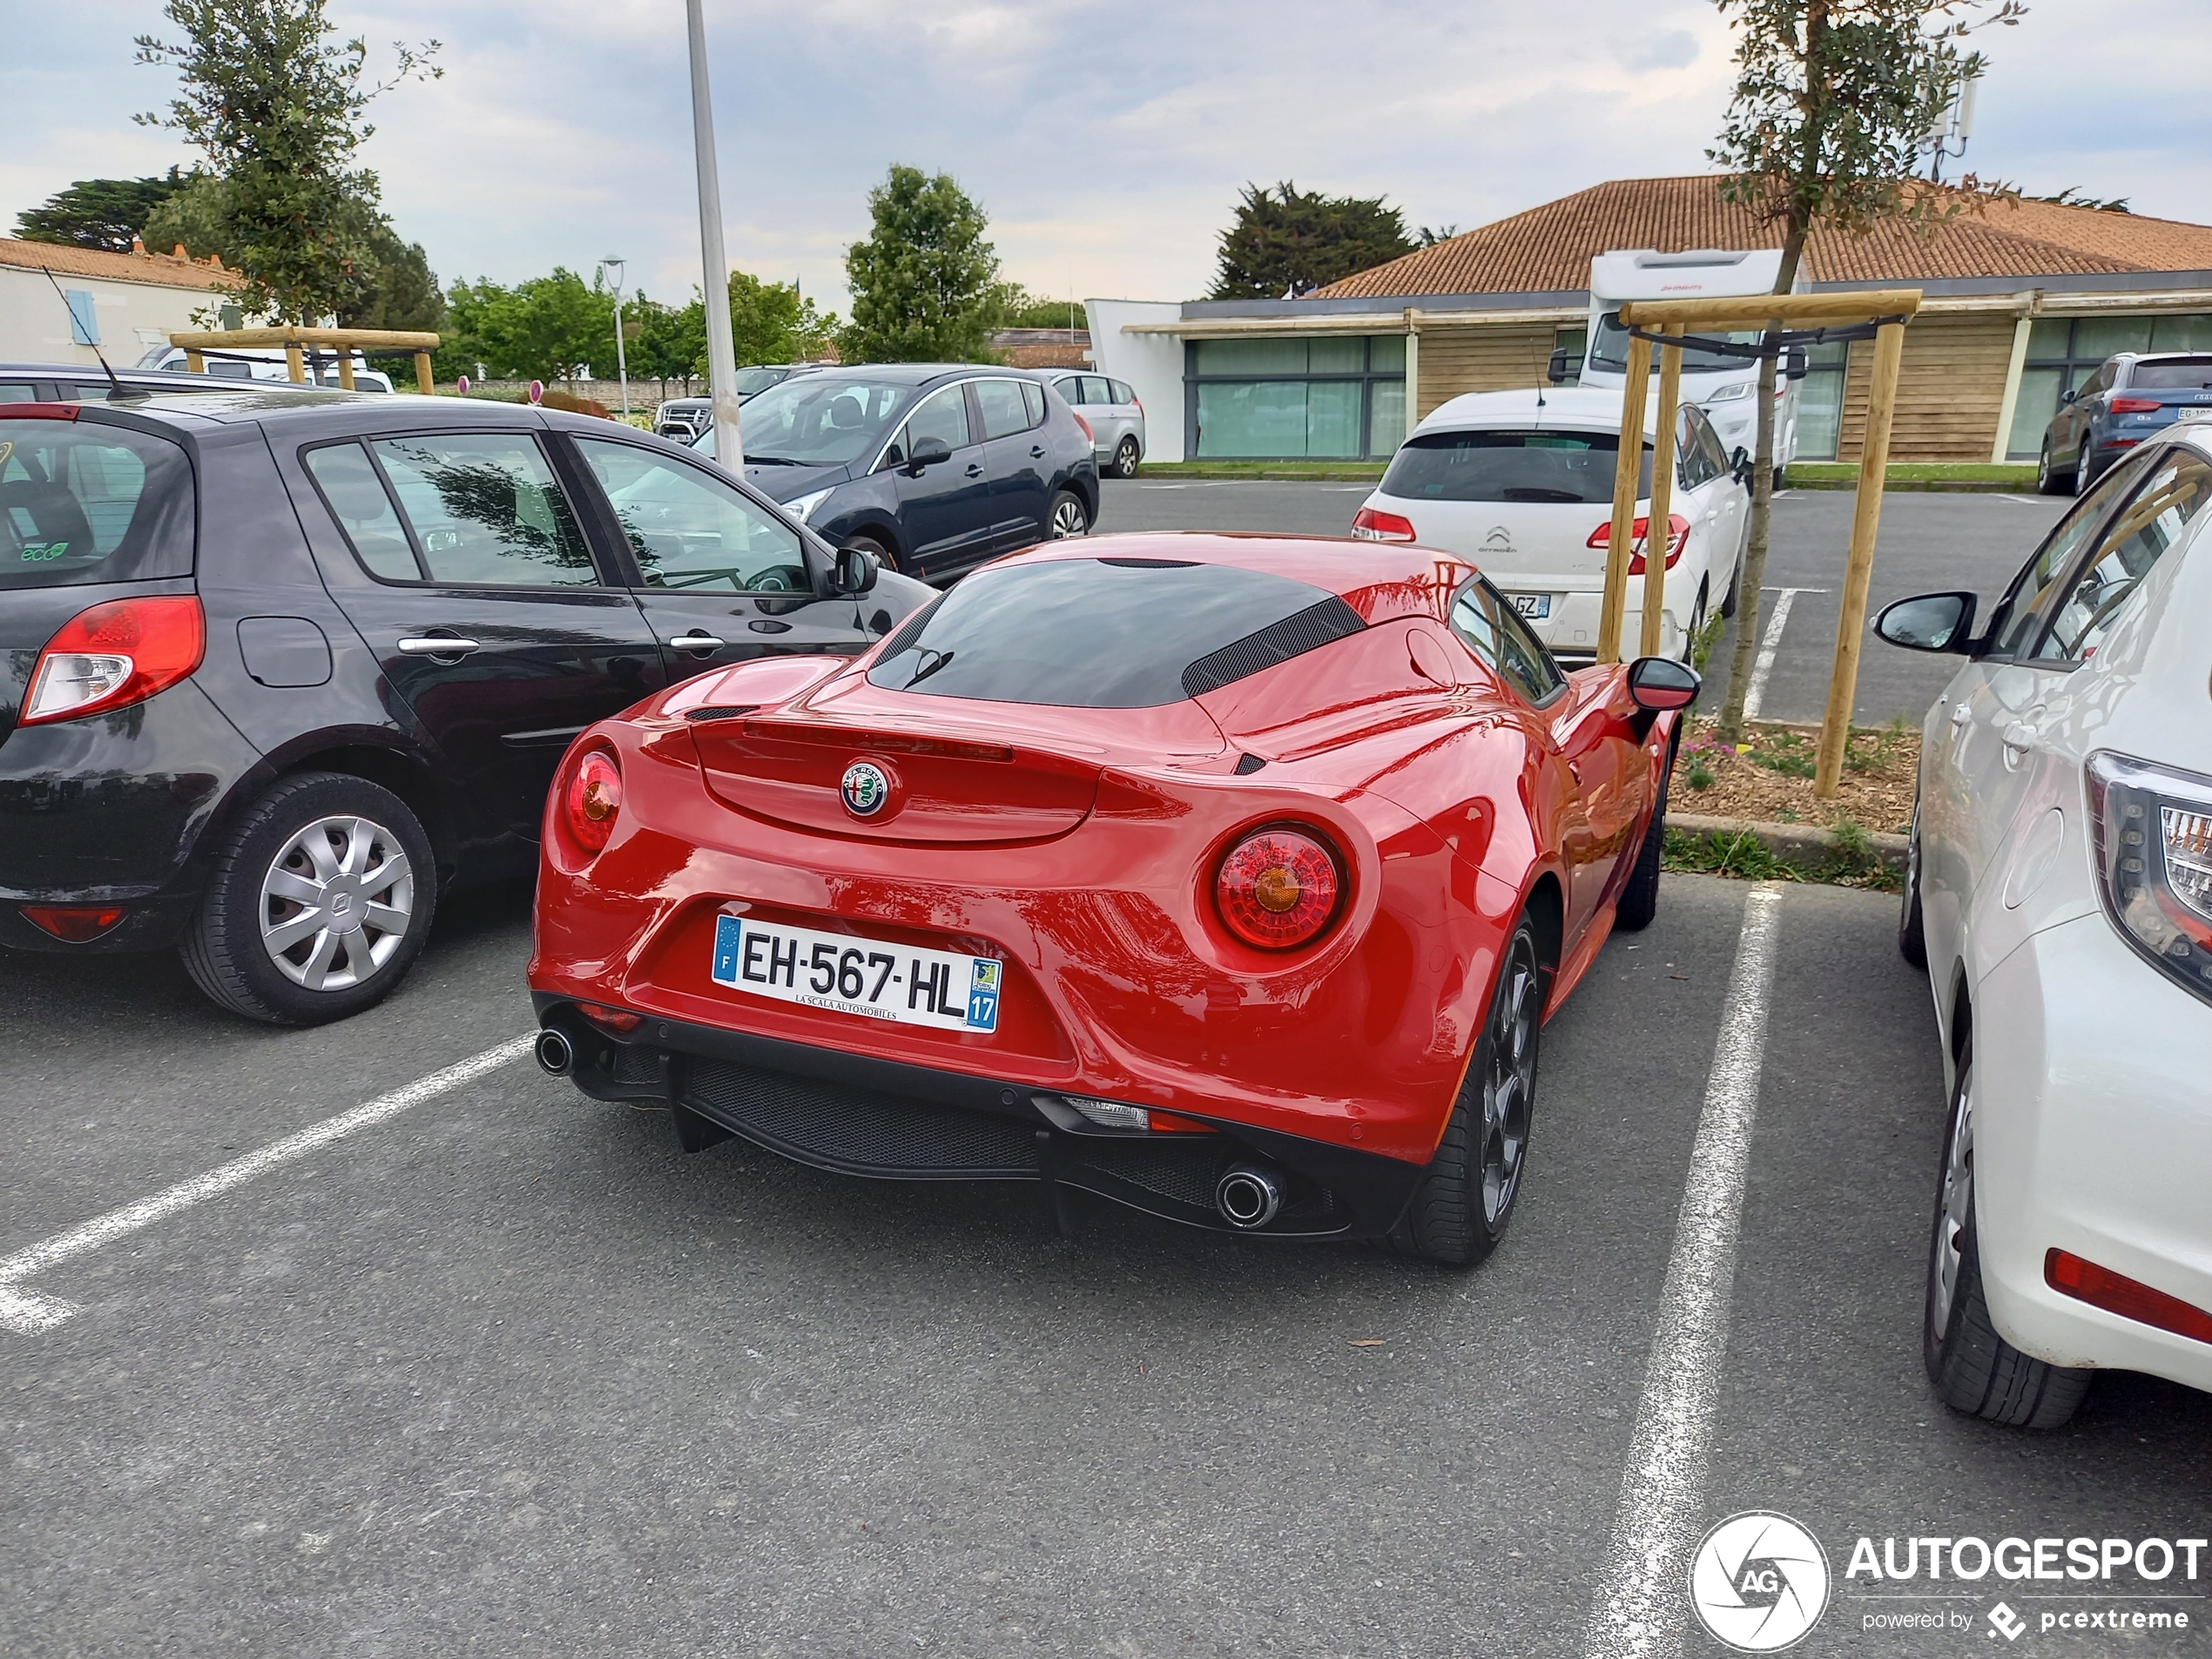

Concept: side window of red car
[[1447, 578, 1564, 705]]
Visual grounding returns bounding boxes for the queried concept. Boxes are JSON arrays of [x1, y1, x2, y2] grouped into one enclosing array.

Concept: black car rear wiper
[[1501, 487, 1588, 503], [746, 455, 805, 466]]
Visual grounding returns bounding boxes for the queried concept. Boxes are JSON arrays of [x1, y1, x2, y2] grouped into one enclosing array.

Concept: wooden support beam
[[415, 351, 435, 395], [335, 353, 355, 390], [283, 342, 305, 385], [183, 349, 204, 374], [1815, 320, 1909, 798], [1618, 290, 1924, 332], [167, 325, 442, 351], [1642, 334, 1683, 660], [1598, 331, 1652, 665]]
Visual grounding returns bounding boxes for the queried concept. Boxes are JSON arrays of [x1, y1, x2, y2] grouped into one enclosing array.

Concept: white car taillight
[[2087, 750, 2212, 1004]]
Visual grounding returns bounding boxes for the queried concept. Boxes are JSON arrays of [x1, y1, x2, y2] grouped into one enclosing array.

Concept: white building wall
[[1084, 300, 1186, 462], [0, 266, 226, 367]]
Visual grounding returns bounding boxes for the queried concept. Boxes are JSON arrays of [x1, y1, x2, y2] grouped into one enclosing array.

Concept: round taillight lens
[[563, 751, 623, 853], [1215, 827, 1342, 950]]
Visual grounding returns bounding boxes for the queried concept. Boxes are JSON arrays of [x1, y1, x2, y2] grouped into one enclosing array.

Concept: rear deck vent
[[1182, 597, 1365, 698], [685, 705, 759, 722]]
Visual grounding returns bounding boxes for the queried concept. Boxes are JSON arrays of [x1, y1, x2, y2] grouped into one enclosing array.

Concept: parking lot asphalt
[[1095, 481, 2068, 728], [8, 874, 2207, 1656]]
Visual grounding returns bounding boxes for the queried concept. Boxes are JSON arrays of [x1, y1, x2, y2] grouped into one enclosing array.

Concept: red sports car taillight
[[1215, 826, 1343, 949], [560, 750, 624, 855], [1586, 514, 1689, 574], [20, 595, 206, 725], [1352, 506, 1416, 543]]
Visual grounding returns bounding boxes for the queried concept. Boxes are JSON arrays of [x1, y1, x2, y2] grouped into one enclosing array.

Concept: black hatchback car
[[0, 388, 931, 1024], [691, 364, 1100, 582]]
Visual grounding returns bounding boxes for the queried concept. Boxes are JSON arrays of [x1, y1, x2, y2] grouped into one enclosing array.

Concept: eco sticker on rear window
[[17, 542, 72, 563]]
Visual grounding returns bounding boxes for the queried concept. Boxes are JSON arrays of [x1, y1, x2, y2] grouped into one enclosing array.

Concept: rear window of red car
[[0, 419, 194, 589]]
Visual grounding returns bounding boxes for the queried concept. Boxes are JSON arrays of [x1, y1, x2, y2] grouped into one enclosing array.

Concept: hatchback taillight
[[1215, 826, 1344, 950], [1586, 514, 1690, 573], [1352, 506, 1416, 543], [20, 595, 206, 725], [2108, 397, 2162, 414], [2086, 751, 2212, 1004], [1073, 412, 1093, 442], [560, 750, 624, 855]]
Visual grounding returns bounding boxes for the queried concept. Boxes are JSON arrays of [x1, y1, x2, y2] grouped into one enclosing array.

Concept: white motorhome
[[1576, 249, 1806, 483]]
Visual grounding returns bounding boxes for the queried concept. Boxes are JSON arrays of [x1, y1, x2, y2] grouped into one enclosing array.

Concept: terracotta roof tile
[[1312, 176, 2212, 300], [0, 236, 242, 293]]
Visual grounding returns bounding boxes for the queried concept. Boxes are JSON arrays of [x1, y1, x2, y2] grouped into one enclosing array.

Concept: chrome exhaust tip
[[1216, 1162, 1285, 1230], [534, 1027, 574, 1076]]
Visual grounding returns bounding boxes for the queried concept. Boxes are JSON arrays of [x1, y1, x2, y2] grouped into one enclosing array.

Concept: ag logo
[[1689, 1511, 1831, 1652], [840, 760, 890, 818]]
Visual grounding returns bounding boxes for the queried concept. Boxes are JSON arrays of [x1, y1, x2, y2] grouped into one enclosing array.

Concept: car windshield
[[1588, 311, 1766, 375], [1380, 429, 1653, 504], [2130, 359, 2212, 391], [867, 556, 1360, 708], [720, 375, 913, 466], [734, 368, 786, 396]]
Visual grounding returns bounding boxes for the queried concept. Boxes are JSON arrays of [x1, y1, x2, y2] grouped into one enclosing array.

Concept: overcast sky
[[3, 0, 2207, 317]]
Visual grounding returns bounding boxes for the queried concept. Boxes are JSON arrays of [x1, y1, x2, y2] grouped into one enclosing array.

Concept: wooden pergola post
[[166, 325, 442, 395], [1606, 288, 1923, 800], [1642, 334, 1684, 660]]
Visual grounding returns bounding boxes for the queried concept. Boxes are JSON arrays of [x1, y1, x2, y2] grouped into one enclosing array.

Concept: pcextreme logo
[[1689, 1511, 1832, 1652]]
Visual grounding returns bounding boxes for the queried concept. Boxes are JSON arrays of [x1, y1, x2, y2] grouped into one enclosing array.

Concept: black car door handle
[[748, 618, 792, 634], [397, 636, 480, 657], [665, 632, 725, 651], [965, 463, 983, 477], [1029, 445, 1047, 458]]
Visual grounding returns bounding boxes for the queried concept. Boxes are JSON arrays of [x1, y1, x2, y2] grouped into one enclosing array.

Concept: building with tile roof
[[1087, 175, 2212, 467], [1, 236, 246, 372]]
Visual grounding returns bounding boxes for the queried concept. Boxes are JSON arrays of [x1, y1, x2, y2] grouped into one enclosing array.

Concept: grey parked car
[[1044, 372, 1145, 478], [654, 366, 806, 442]]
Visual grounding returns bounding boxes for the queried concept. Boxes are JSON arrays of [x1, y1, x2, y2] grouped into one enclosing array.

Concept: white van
[[1576, 249, 1805, 485], [134, 343, 395, 393]]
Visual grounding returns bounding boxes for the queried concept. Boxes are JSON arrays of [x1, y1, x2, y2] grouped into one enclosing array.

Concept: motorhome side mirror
[[831, 544, 880, 597], [1783, 345, 1809, 381], [907, 436, 953, 472], [1875, 591, 1977, 654], [1547, 348, 1571, 386], [1627, 656, 1701, 712]]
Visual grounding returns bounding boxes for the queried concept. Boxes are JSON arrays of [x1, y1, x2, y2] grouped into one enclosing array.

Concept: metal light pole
[[686, 0, 743, 468], [599, 256, 631, 419]]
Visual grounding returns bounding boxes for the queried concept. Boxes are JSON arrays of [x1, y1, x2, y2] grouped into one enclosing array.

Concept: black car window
[[302, 442, 420, 582], [367, 432, 597, 587], [0, 384, 37, 402], [867, 556, 1361, 708], [1694, 408, 1732, 480], [906, 385, 971, 453], [574, 439, 810, 594], [1053, 375, 1086, 405], [1020, 380, 1045, 427], [2131, 359, 2212, 391], [1987, 451, 2148, 656], [1383, 428, 1652, 504], [974, 379, 1032, 441], [0, 418, 195, 589], [2034, 449, 2212, 663]]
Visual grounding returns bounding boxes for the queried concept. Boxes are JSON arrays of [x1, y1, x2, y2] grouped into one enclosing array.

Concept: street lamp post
[[685, 0, 743, 469], [600, 256, 631, 420]]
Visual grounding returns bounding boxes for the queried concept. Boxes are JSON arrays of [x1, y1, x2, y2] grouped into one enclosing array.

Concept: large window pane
[[2027, 317, 2074, 361], [2074, 317, 2155, 361], [1368, 380, 1407, 457], [1369, 334, 1407, 373], [1196, 381, 1312, 456], [1308, 381, 1361, 456], [1796, 371, 1846, 461], [1194, 338, 1309, 376], [2008, 368, 2066, 459], [974, 378, 1031, 440], [1307, 337, 1364, 374], [370, 433, 596, 586], [2150, 314, 2212, 352]]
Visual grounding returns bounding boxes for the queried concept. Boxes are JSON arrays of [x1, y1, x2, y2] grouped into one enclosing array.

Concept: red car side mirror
[[1627, 656, 1700, 711]]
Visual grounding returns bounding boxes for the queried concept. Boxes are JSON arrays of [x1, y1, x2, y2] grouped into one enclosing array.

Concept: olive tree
[[1707, 0, 2021, 742]]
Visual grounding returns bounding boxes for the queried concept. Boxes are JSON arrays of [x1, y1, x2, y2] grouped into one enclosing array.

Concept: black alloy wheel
[[1048, 490, 1089, 539]]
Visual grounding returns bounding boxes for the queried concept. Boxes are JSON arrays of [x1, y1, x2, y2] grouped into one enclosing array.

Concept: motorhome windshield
[[1588, 312, 1768, 375]]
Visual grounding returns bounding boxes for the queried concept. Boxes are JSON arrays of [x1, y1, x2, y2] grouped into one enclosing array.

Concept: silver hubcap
[[1931, 1073, 1973, 1335], [1117, 441, 1137, 475], [1480, 935, 1541, 1226], [1050, 498, 1088, 538], [259, 814, 415, 992]]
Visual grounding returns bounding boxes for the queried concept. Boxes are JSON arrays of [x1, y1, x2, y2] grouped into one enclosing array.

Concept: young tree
[[134, 0, 440, 325], [630, 293, 708, 392], [1707, 0, 2022, 742], [341, 222, 446, 334], [727, 271, 836, 367], [139, 172, 237, 261], [447, 268, 610, 387], [14, 170, 192, 251], [842, 165, 1001, 364], [1209, 182, 1416, 300]]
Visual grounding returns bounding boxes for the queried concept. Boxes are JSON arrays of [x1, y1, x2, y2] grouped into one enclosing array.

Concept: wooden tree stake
[[1815, 319, 1908, 798], [1599, 332, 1653, 665]]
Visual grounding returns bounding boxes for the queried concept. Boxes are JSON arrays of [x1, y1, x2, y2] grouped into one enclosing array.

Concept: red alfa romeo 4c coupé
[[529, 534, 1696, 1264]]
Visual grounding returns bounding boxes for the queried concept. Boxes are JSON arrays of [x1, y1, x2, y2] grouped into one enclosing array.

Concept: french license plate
[[1509, 592, 1552, 620], [710, 914, 1001, 1034]]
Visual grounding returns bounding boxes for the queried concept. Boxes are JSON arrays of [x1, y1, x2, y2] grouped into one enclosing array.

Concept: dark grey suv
[[691, 364, 1100, 582], [0, 388, 931, 1024]]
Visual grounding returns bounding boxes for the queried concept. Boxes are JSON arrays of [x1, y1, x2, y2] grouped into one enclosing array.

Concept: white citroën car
[[1881, 421, 2212, 1427]]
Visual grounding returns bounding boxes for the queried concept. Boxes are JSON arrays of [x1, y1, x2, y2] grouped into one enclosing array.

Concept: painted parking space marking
[[1583, 886, 1784, 1659], [1740, 588, 1824, 721], [0, 1034, 532, 1334]]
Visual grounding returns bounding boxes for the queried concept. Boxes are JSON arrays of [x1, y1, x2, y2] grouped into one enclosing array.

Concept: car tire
[[1386, 917, 1545, 1267], [1718, 523, 1746, 619], [1923, 1042, 2093, 1429], [1771, 463, 1788, 492], [2038, 439, 2077, 497], [180, 771, 436, 1028], [1048, 489, 1090, 538], [843, 531, 900, 575], [1681, 581, 1710, 666], [1898, 799, 1928, 968], [1111, 435, 1141, 480], [1613, 753, 1670, 934]]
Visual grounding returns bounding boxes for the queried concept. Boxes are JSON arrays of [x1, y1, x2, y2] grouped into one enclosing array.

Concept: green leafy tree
[[841, 165, 1001, 363], [15, 170, 192, 251], [341, 222, 445, 333], [629, 293, 707, 390], [1209, 181, 1415, 300], [446, 268, 610, 387], [1706, 0, 2024, 743], [139, 172, 236, 260], [133, 0, 441, 325], [727, 271, 837, 367], [994, 283, 1084, 332]]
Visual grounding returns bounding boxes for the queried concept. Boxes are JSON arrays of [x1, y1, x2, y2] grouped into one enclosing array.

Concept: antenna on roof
[[40, 266, 131, 401], [1922, 69, 1982, 184]]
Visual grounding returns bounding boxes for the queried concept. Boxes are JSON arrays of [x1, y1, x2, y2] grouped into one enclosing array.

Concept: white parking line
[[1582, 887, 1784, 1659], [0, 1035, 533, 1334], [1998, 494, 2042, 505], [1740, 588, 1823, 722]]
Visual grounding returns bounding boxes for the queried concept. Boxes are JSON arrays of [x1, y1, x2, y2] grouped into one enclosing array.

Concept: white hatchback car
[[1880, 424, 2212, 1427], [1353, 388, 1751, 662]]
